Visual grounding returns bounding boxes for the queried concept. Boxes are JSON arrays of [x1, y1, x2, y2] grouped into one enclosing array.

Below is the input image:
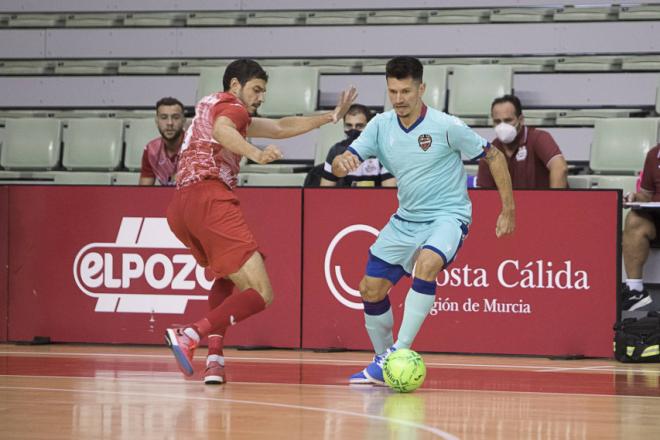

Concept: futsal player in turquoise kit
[[332, 57, 516, 385]]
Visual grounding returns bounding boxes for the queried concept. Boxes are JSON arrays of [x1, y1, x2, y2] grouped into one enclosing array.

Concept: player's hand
[[335, 152, 361, 174], [331, 86, 358, 123], [254, 145, 283, 164], [624, 192, 636, 203], [495, 209, 515, 238]]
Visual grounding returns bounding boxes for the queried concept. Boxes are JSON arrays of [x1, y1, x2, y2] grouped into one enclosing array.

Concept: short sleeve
[[348, 116, 380, 161], [534, 130, 563, 166], [475, 157, 495, 188], [322, 143, 344, 181], [641, 148, 657, 193], [446, 117, 488, 160], [211, 102, 251, 133], [140, 148, 155, 178]]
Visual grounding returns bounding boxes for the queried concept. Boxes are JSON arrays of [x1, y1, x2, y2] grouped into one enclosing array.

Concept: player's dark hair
[[491, 94, 523, 117], [345, 104, 372, 122], [155, 97, 184, 113], [385, 57, 423, 83], [223, 59, 269, 91]]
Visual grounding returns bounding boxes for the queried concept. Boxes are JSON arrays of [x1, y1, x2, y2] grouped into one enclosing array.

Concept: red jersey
[[476, 126, 563, 189], [140, 135, 181, 186], [176, 92, 251, 189], [641, 144, 660, 202]]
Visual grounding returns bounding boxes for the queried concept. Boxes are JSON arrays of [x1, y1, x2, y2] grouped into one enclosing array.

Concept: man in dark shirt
[[476, 95, 568, 189], [622, 144, 660, 310], [320, 104, 396, 187]]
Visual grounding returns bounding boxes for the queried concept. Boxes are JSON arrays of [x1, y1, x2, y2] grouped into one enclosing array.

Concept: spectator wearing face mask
[[320, 104, 396, 187], [475, 95, 568, 189]]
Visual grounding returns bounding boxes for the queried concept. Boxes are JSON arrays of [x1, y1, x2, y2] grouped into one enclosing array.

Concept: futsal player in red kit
[[165, 59, 357, 384]]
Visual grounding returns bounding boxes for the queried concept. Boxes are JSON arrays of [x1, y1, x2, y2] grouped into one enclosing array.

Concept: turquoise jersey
[[349, 105, 488, 223]]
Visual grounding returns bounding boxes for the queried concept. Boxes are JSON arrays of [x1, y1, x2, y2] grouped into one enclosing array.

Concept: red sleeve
[[535, 130, 563, 166], [140, 148, 155, 178], [211, 102, 250, 133], [476, 158, 496, 188], [641, 147, 657, 193]]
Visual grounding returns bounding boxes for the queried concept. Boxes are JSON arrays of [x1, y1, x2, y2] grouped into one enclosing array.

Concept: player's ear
[[229, 77, 241, 92], [419, 82, 426, 96]]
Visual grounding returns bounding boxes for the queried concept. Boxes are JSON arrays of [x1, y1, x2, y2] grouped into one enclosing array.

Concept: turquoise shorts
[[367, 214, 469, 283]]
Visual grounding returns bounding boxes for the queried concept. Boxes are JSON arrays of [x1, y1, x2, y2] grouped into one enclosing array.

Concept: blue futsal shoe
[[349, 347, 396, 385]]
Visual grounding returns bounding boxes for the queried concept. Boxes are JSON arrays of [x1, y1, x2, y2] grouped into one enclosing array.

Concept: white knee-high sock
[[363, 296, 394, 355], [394, 278, 436, 350]]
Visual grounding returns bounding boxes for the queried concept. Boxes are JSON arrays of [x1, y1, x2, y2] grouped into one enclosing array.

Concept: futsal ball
[[383, 348, 426, 393]]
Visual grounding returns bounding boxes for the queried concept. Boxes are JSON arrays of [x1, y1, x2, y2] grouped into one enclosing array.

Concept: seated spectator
[[139, 97, 186, 186], [622, 144, 660, 310], [321, 104, 396, 187], [476, 95, 568, 189]]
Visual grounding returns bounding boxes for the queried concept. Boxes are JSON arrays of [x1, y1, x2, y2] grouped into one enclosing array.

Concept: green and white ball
[[383, 348, 426, 393]]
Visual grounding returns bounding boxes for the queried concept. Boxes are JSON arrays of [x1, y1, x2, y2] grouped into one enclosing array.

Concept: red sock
[[206, 278, 235, 356], [194, 289, 267, 339]]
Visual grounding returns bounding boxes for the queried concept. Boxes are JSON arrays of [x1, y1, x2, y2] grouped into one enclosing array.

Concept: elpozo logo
[[73, 217, 213, 314], [324, 224, 379, 310]]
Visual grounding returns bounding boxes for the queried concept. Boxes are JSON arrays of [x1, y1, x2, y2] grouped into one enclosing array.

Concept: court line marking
[[1, 350, 650, 374], [0, 385, 459, 440], [2, 374, 660, 400]]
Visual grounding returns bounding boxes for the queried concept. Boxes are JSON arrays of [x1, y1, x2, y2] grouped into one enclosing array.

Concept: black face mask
[[345, 129, 362, 142]]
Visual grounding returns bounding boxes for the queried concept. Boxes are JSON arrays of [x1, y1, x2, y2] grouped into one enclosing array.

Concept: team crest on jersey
[[418, 134, 432, 151]]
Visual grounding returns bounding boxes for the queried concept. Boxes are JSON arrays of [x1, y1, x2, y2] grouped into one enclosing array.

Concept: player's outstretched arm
[[246, 86, 358, 139], [213, 116, 283, 164], [484, 147, 515, 237], [331, 151, 361, 178]]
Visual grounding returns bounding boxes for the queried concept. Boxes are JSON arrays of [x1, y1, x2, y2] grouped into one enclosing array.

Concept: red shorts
[[166, 179, 258, 278]]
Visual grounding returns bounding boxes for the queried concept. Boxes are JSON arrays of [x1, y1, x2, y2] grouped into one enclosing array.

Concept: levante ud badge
[[418, 134, 432, 151]]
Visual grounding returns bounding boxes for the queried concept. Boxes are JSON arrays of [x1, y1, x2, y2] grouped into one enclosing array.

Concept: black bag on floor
[[613, 312, 660, 362]]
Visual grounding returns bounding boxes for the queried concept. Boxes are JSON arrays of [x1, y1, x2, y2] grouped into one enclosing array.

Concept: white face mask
[[494, 122, 518, 144]]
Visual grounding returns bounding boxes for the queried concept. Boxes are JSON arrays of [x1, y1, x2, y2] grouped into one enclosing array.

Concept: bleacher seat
[[567, 175, 592, 189], [123, 12, 184, 27], [258, 67, 319, 117], [591, 175, 638, 228], [0, 118, 61, 170], [195, 67, 225, 102], [186, 12, 244, 26], [555, 109, 639, 126], [178, 60, 228, 75], [553, 6, 618, 21], [494, 57, 556, 72], [305, 11, 365, 25], [0, 60, 52, 75], [245, 12, 304, 25], [62, 118, 124, 171], [112, 172, 140, 185], [124, 118, 159, 171], [489, 8, 555, 22], [656, 79, 660, 115], [118, 60, 177, 74], [427, 9, 489, 23], [64, 13, 122, 27], [447, 66, 513, 124], [619, 4, 660, 20], [50, 171, 114, 185], [239, 172, 306, 187], [8, 14, 64, 27], [366, 10, 425, 24], [385, 65, 447, 111], [554, 56, 622, 72], [54, 60, 117, 75], [589, 118, 660, 174], [305, 59, 360, 74], [621, 55, 660, 71], [314, 122, 346, 165]]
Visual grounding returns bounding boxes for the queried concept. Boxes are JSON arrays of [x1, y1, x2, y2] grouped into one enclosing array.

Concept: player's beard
[[159, 128, 182, 141]]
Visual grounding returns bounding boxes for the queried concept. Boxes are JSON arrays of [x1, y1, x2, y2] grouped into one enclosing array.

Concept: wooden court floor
[[1, 344, 659, 439]]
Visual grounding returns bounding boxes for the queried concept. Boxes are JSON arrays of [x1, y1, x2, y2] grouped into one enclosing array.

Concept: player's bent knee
[[359, 278, 388, 303]]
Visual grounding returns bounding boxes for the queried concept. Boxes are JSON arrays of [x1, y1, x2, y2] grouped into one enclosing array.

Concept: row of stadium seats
[[2, 5, 658, 28], [1, 117, 657, 178], [4, 54, 660, 76]]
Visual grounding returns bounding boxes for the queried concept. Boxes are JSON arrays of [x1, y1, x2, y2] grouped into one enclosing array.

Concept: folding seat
[[62, 118, 124, 171], [589, 118, 660, 175]]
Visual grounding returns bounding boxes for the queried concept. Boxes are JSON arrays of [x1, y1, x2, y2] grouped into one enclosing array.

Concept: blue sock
[[394, 278, 436, 350], [363, 296, 394, 355]]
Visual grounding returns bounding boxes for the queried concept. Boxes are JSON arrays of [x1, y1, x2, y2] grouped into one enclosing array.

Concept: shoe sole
[[165, 329, 194, 377], [204, 375, 224, 385], [363, 370, 386, 386], [628, 296, 653, 311]]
